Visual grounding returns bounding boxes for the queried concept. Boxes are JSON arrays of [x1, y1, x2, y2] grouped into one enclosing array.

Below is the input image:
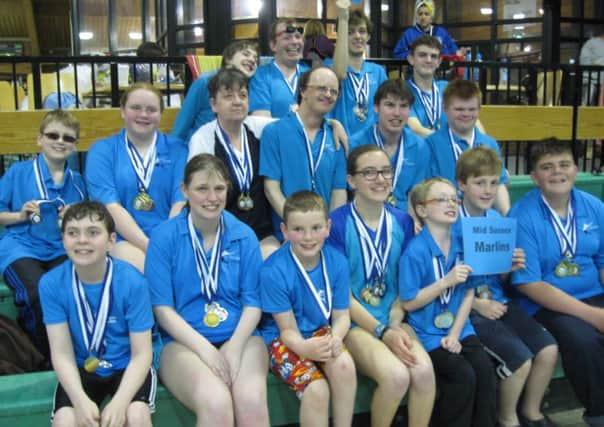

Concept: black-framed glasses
[[354, 167, 393, 181], [423, 196, 461, 206], [43, 132, 77, 144], [274, 25, 304, 39], [306, 85, 339, 97]]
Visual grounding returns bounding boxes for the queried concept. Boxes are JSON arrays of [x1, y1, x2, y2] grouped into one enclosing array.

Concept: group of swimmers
[[0, 2, 603, 427]]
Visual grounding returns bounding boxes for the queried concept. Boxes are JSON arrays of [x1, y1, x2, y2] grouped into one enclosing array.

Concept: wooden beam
[[577, 107, 604, 140], [22, 0, 39, 55]]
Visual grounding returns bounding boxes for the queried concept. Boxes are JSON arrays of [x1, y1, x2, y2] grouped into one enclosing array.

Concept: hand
[[474, 299, 507, 320], [511, 248, 526, 272], [100, 398, 128, 427], [382, 326, 417, 366], [74, 395, 100, 427], [327, 119, 349, 155], [441, 335, 462, 354], [330, 334, 344, 358], [302, 335, 332, 362], [220, 339, 244, 385], [20, 200, 40, 222], [198, 345, 231, 386], [443, 265, 473, 288]]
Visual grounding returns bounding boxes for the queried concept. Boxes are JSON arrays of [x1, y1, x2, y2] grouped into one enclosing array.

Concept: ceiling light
[[381, 4, 389, 11], [513, 13, 526, 19], [523, 45, 531, 52], [480, 8, 493, 15], [128, 32, 142, 40], [194, 26, 202, 37], [79, 31, 93, 40], [514, 26, 525, 30]]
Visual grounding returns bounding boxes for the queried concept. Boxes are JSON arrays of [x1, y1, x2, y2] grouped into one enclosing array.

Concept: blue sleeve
[[238, 234, 263, 308], [596, 201, 604, 269], [86, 139, 119, 205], [260, 263, 292, 314], [399, 245, 425, 301], [439, 28, 459, 55], [327, 210, 347, 256], [331, 251, 350, 310], [0, 165, 16, 212], [171, 77, 208, 141], [145, 225, 176, 307], [170, 144, 188, 204], [249, 69, 272, 113], [398, 214, 415, 253], [333, 146, 347, 190], [39, 271, 67, 325], [72, 173, 88, 201], [393, 30, 412, 59], [125, 272, 154, 333], [510, 208, 543, 286], [258, 122, 282, 181], [424, 135, 439, 178]]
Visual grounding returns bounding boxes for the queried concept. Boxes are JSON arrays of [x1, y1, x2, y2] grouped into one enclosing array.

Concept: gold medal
[[555, 260, 569, 277], [476, 285, 492, 300], [361, 287, 381, 307], [204, 312, 220, 328], [84, 355, 100, 373], [203, 302, 229, 328], [237, 193, 254, 211], [133, 191, 154, 211], [434, 311, 455, 329], [387, 194, 397, 206]]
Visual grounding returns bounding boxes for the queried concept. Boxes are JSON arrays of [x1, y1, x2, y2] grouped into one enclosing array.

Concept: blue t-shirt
[[145, 210, 262, 344], [86, 129, 187, 238], [394, 25, 458, 60], [328, 203, 414, 325], [249, 60, 310, 118], [259, 112, 347, 235], [39, 258, 153, 377], [510, 188, 604, 315], [349, 124, 431, 212], [324, 59, 387, 138], [399, 227, 476, 351], [0, 157, 87, 275], [260, 242, 350, 344], [407, 79, 449, 131], [426, 125, 508, 188], [171, 71, 217, 143]]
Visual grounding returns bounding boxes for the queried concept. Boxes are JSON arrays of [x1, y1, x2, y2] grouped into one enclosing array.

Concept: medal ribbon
[[125, 132, 158, 193], [432, 256, 453, 306], [295, 113, 327, 191], [33, 155, 81, 210], [289, 247, 332, 321], [72, 257, 113, 357], [408, 79, 441, 129], [541, 195, 576, 258], [350, 202, 393, 284], [274, 62, 299, 96], [448, 128, 475, 162], [188, 213, 223, 300], [348, 71, 369, 109], [372, 125, 405, 190], [215, 124, 253, 194]]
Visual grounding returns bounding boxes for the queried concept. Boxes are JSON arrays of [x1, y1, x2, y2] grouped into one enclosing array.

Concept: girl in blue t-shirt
[[145, 154, 269, 426], [400, 177, 497, 427]]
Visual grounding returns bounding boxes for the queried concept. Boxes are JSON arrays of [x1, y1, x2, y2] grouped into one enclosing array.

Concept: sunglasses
[[274, 25, 304, 39], [43, 132, 77, 144]]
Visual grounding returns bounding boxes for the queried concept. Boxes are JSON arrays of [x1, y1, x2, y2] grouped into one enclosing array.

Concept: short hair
[[347, 144, 388, 175], [39, 109, 80, 139], [297, 66, 339, 104], [529, 138, 576, 172], [409, 177, 455, 223], [136, 41, 165, 57], [120, 82, 164, 112], [374, 79, 414, 106], [270, 17, 298, 41], [282, 191, 328, 224], [208, 67, 249, 99], [455, 146, 502, 183], [443, 79, 481, 108], [349, 10, 372, 34], [183, 153, 231, 189], [61, 201, 115, 235], [221, 40, 259, 68], [409, 35, 442, 54], [304, 19, 326, 38]]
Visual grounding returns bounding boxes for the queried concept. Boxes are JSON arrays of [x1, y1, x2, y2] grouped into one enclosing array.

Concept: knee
[[329, 352, 357, 383], [52, 408, 76, 427], [198, 387, 233, 422], [514, 359, 532, 379], [125, 403, 151, 427], [410, 359, 436, 393], [535, 344, 559, 367], [302, 379, 330, 411], [378, 363, 411, 397]]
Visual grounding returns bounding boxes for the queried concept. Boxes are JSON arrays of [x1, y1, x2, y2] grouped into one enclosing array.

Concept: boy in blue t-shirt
[[456, 147, 559, 427], [40, 201, 154, 427], [260, 191, 356, 427]]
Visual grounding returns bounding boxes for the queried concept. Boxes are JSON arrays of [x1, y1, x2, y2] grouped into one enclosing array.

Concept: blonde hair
[[409, 177, 455, 223]]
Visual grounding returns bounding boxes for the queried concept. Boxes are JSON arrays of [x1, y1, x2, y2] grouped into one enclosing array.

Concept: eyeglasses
[[306, 85, 339, 97], [354, 167, 394, 181], [43, 132, 77, 144], [423, 196, 462, 206], [274, 25, 304, 39]]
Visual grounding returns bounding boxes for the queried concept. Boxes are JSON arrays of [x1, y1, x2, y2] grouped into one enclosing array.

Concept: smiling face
[[348, 150, 393, 205], [348, 22, 370, 57], [226, 47, 258, 78], [445, 96, 480, 137], [271, 22, 303, 66], [530, 152, 577, 200], [375, 94, 410, 136], [458, 174, 499, 215], [211, 83, 249, 124], [62, 216, 115, 270], [120, 88, 162, 141], [281, 209, 331, 268], [37, 121, 78, 164], [407, 45, 441, 79], [299, 67, 339, 116], [416, 181, 460, 226], [182, 169, 228, 224]]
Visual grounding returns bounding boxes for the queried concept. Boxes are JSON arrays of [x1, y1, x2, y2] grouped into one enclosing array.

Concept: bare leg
[[498, 360, 531, 426], [520, 344, 558, 420], [125, 401, 152, 427], [321, 350, 357, 427], [299, 379, 330, 427], [52, 407, 77, 427]]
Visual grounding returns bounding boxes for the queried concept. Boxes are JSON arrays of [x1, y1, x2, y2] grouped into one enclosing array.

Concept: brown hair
[[374, 78, 414, 106], [443, 79, 481, 109], [61, 201, 115, 234], [529, 138, 576, 172], [221, 40, 259, 68], [409, 35, 442, 54], [282, 191, 328, 224], [183, 153, 231, 189], [347, 144, 388, 175], [455, 146, 502, 183], [120, 82, 164, 112], [39, 109, 80, 139]]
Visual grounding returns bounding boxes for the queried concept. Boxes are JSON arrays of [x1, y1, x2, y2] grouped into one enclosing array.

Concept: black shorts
[[52, 366, 157, 418]]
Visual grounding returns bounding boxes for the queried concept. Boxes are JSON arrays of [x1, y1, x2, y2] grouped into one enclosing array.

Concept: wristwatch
[[373, 323, 388, 339]]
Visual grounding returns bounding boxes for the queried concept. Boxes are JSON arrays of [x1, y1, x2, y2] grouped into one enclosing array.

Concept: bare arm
[[330, 308, 351, 341], [448, 289, 473, 340], [106, 202, 149, 252], [274, 311, 332, 362], [264, 178, 286, 219], [494, 184, 511, 216], [251, 110, 272, 117], [0, 200, 39, 226], [332, 4, 350, 80], [407, 117, 435, 138], [168, 201, 186, 218], [329, 189, 347, 212]]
